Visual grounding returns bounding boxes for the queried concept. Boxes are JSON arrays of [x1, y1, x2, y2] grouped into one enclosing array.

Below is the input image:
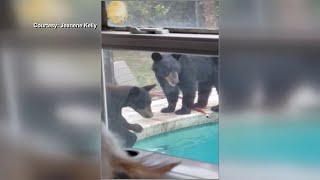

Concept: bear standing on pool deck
[[151, 53, 219, 115]]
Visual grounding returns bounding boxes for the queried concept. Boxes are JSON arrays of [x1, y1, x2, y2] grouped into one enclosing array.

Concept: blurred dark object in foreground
[[220, 0, 320, 180], [0, 130, 99, 180], [222, 46, 320, 113], [0, 1, 16, 30], [0, 0, 101, 180], [221, 0, 320, 113]]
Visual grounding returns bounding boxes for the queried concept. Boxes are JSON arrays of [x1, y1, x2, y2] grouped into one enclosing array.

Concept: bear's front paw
[[193, 103, 207, 108], [175, 108, 191, 115], [132, 124, 143, 133], [211, 105, 219, 112], [161, 107, 175, 113]]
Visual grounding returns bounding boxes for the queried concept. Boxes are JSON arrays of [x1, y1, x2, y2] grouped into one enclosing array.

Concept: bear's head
[[151, 52, 181, 87], [125, 84, 156, 118]]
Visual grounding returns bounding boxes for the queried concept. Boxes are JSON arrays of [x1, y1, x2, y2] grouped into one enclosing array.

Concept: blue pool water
[[133, 123, 218, 164], [220, 117, 320, 164]]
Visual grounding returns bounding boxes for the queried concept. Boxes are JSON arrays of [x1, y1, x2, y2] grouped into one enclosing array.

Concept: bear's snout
[[136, 107, 154, 118], [165, 72, 179, 87]]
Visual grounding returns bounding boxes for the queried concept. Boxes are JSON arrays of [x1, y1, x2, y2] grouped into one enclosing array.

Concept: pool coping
[[135, 110, 218, 140], [123, 88, 219, 140]]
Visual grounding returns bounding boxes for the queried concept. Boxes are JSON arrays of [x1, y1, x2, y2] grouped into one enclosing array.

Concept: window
[[102, 0, 219, 33], [104, 50, 219, 164], [101, 0, 219, 178]]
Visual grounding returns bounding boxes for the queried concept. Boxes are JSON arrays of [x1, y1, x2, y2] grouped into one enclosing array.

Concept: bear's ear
[[171, 54, 182, 61], [128, 87, 140, 97], [151, 52, 162, 62], [143, 84, 156, 91]]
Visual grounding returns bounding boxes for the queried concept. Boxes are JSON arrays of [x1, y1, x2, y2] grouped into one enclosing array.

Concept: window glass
[[103, 49, 219, 164], [105, 0, 219, 29]]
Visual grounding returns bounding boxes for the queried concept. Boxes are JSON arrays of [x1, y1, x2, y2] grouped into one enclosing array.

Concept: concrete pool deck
[[122, 88, 219, 140]]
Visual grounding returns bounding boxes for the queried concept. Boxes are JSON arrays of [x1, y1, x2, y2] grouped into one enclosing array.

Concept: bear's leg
[[128, 124, 143, 133], [109, 126, 138, 148], [175, 85, 196, 114], [194, 82, 212, 108], [211, 105, 219, 112], [175, 94, 195, 115], [123, 122, 143, 133], [162, 87, 179, 113], [122, 130, 138, 148], [120, 116, 143, 133]]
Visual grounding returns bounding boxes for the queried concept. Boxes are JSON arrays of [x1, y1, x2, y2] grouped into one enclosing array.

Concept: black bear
[[151, 52, 219, 115], [104, 84, 156, 147]]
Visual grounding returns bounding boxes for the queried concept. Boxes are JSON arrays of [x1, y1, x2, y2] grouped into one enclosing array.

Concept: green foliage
[[154, 4, 170, 16], [107, 0, 219, 28]]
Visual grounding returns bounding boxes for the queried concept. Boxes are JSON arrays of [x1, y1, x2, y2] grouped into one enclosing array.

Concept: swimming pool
[[133, 123, 218, 164]]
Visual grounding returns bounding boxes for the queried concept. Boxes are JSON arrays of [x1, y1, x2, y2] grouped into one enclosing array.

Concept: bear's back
[[179, 55, 218, 82]]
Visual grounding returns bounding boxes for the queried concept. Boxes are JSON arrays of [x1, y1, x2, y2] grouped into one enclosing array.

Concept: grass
[[112, 50, 161, 90]]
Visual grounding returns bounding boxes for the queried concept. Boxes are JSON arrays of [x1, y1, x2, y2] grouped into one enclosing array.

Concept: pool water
[[133, 123, 218, 164], [220, 116, 320, 164]]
